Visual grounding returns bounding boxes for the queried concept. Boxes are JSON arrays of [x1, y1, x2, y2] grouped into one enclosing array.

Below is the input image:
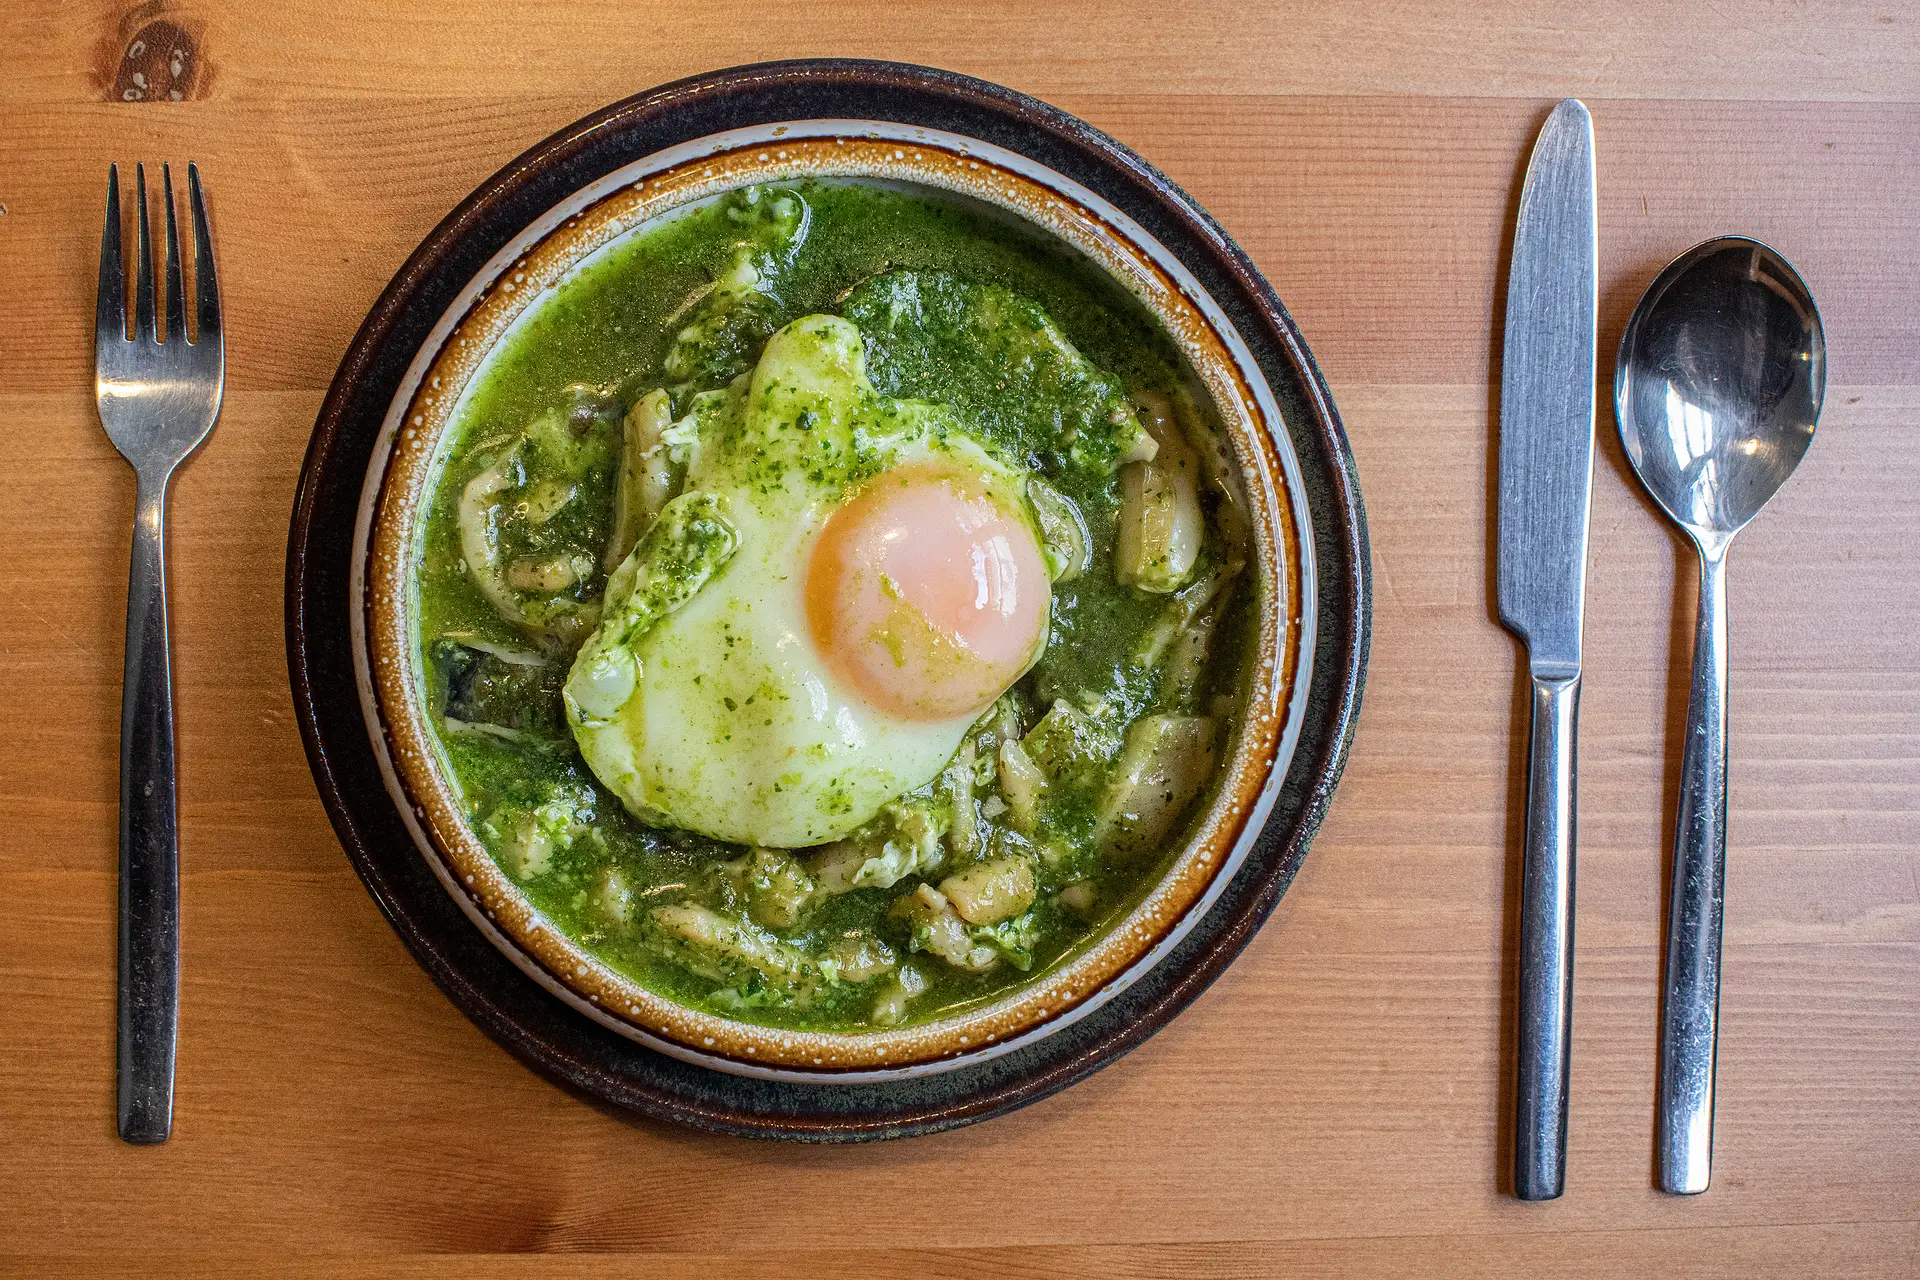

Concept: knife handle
[[1515, 669, 1580, 1200]]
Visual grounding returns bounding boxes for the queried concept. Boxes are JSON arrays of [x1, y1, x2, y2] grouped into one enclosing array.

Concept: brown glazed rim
[[290, 59, 1370, 1139], [362, 132, 1305, 1074]]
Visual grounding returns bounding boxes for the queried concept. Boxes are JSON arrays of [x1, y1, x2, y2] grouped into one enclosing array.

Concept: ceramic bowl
[[293, 62, 1367, 1125]]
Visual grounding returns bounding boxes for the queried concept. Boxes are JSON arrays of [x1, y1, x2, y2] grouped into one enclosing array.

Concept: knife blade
[[1496, 97, 1597, 1203]]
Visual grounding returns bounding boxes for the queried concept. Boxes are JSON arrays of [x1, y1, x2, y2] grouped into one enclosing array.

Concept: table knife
[[1496, 98, 1598, 1202]]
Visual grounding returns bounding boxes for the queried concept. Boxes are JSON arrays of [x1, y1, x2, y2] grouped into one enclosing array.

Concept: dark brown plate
[[286, 58, 1369, 1141]]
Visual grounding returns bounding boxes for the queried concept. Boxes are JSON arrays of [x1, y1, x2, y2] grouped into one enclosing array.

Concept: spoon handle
[[1515, 669, 1580, 1201], [1659, 541, 1731, 1194]]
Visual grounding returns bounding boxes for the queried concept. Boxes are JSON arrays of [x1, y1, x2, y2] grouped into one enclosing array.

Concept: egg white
[[568, 315, 1045, 848]]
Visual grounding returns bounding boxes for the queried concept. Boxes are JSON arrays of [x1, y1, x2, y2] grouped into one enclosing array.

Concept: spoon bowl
[[1615, 236, 1824, 1195], [1617, 238, 1825, 544]]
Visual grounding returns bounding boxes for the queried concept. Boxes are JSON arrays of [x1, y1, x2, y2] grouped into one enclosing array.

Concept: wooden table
[[3, 3, 1915, 1274]]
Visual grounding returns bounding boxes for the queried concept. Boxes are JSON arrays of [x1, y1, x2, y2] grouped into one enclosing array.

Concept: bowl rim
[[288, 58, 1370, 1134], [354, 124, 1314, 1078]]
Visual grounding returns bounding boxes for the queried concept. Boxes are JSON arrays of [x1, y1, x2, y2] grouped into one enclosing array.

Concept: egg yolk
[[806, 465, 1049, 722]]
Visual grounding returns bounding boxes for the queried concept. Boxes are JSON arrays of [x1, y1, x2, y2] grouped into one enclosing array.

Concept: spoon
[[1615, 237, 1825, 1194]]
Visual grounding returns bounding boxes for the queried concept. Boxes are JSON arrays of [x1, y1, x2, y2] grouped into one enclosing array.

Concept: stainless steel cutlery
[[95, 161, 224, 1144], [1616, 238, 1824, 1193], [1496, 98, 1599, 1203], [1497, 102, 1822, 1197]]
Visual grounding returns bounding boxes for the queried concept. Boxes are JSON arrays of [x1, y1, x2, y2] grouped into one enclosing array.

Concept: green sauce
[[415, 181, 1254, 1032]]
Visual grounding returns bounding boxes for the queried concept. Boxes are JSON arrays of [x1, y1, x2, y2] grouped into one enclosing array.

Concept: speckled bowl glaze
[[361, 132, 1307, 1078], [291, 59, 1368, 1136]]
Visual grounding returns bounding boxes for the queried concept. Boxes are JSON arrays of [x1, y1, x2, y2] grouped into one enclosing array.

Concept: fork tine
[[161, 164, 186, 345], [133, 163, 156, 343], [188, 163, 220, 344], [96, 164, 125, 346]]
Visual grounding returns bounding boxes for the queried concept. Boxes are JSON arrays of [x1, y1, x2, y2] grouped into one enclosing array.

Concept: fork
[[95, 162, 223, 1144]]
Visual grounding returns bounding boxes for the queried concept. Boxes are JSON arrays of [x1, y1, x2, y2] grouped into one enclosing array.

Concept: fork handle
[[118, 470, 179, 1144]]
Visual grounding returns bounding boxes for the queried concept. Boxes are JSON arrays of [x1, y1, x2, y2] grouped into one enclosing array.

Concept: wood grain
[[1, 1, 1916, 1275]]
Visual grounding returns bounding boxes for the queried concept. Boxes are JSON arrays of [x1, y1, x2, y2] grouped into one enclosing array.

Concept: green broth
[[415, 180, 1254, 1032]]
